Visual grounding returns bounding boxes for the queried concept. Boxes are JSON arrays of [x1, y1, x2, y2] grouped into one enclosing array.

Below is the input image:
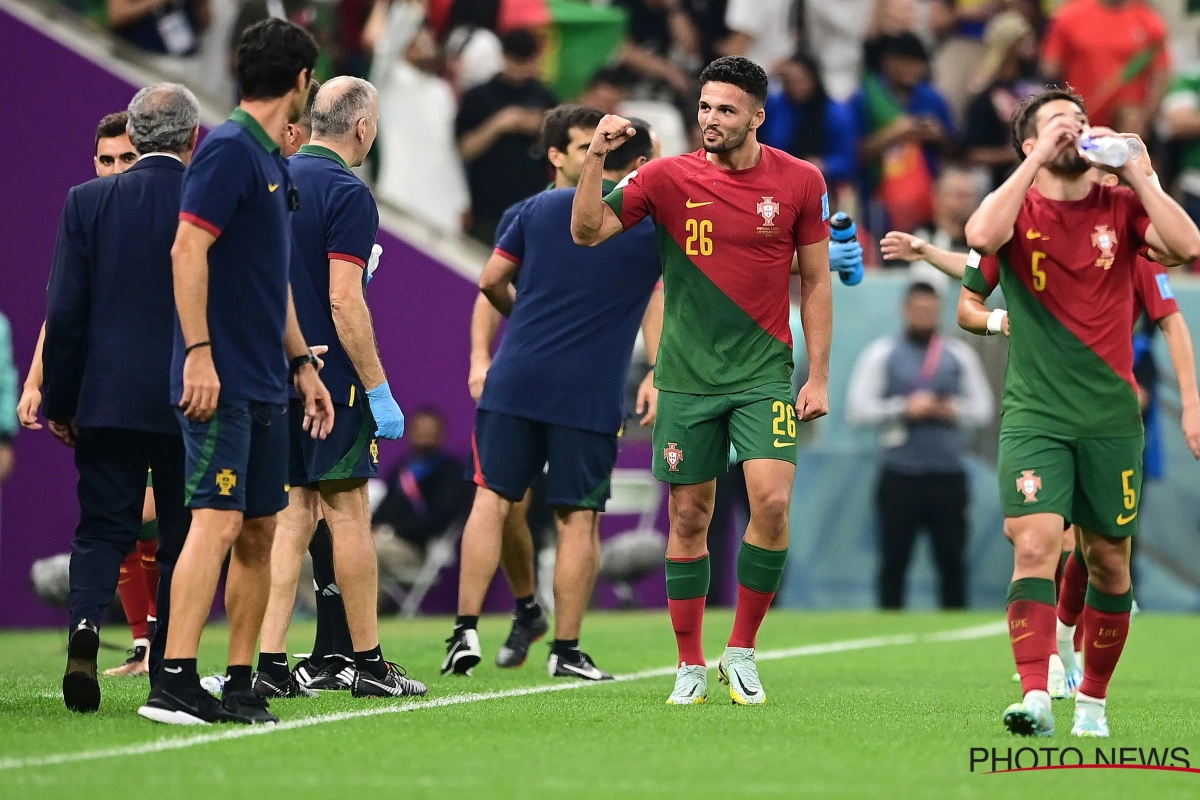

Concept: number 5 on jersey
[[1031, 250, 1047, 292], [686, 218, 713, 256]]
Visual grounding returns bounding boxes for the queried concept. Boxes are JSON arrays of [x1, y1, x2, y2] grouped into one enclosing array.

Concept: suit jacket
[[43, 155, 184, 435]]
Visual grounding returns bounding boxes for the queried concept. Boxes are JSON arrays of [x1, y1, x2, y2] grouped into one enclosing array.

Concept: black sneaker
[[253, 669, 317, 698], [441, 627, 482, 676], [547, 649, 613, 681], [221, 689, 279, 724], [139, 680, 227, 725], [63, 619, 101, 713], [352, 662, 428, 698], [496, 611, 550, 668], [301, 655, 356, 691]]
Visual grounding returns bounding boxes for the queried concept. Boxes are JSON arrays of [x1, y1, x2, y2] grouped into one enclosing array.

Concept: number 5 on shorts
[[772, 400, 796, 438], [1121, 469, 1136, 510]]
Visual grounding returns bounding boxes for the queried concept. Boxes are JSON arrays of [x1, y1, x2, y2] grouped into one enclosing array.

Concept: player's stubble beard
[[1045, 146, 1089, 178], [702, 119, 753, 154]]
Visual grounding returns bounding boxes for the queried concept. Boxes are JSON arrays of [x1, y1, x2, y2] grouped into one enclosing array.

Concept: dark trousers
[[68, 428, 188, 670], [876, 468, 967, 609]]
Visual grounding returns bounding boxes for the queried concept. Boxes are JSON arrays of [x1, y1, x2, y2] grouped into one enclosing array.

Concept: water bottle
[[830, 212, 864, 286], [1077, 133, 1129, 168]]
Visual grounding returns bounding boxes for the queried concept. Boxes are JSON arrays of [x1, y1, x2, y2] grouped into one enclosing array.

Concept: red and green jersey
[[603, 146, 829, 395], [1133, 255, 1179, 325], [963, 183, 1149, 437]]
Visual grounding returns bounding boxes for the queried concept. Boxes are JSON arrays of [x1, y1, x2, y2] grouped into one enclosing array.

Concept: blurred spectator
[[845, 282, 993, 609], [863, 0, 930, 75], [371, 407, 471, 565], [1161, 57, 1200, 228], [0, 312, 15, 485], [455, 27, 555, 243], [853, 32, 956, 233], [443, 0, 505, 93], [367, 0, 470, 234], [761, 51, 858, 189], [614, 0, 700, 96], [723, 0, 799, 74], [905, 165, 983, 289], [680, 0, 729, 67], [1040, 0, 1168, 135], [229, 0, 336, 82], [428, 0, 550, 39], [108, 0, 208, 55], [804, 0, 876, 101], [578, 66, 637, 115], [963, 11, 1040, 188], [928, 0, 1002, 124]]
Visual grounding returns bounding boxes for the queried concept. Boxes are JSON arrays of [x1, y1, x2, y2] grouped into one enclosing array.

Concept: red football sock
[[1079, 585, 1132, 700], [1007, 577, 1057, 695], [137, 538, 160, 619], [116, 550, 150, 640], [1057, 549, 1088, 627], [667, 597, 706, 666], [728, 584, 775, 649]]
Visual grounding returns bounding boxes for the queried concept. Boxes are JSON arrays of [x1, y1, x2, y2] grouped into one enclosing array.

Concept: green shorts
[[653, 382, 797, 484], [998, 428, 1143, 538]]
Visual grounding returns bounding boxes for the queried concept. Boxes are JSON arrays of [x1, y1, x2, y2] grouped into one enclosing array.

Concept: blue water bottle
[[829, 212, 864, 286]]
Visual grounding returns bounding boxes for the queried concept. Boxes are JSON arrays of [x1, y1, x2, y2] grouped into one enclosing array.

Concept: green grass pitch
[[3, 610, 1200, 799]]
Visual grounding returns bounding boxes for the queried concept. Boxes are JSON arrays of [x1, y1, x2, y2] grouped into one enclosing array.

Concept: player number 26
[[1031, 251, 1047, 292], [772, 401, 797, 438], [685, 218, 713, 256]]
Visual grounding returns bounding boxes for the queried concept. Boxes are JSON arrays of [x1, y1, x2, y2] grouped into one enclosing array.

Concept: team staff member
[[254, 77, 426, 700], [443, 107, 662, 680], [140, 18, 334, 727], [42, 85, 200, 713]]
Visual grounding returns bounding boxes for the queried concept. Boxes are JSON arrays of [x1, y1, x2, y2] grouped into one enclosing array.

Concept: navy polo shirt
[[481, 182, 660, 435], [287, 144, 380, 406], [173, 108, 293, 405]]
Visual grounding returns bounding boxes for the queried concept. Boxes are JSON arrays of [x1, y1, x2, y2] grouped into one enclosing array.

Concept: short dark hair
[[236, 18, 318, 101], [411, 405, 446, 425], [95, 112, 128, 151], [501, 28, 540, 62], [906, 281, 940, 300], [604, 118, 653, 171], [699, 56, 768, 106], [878, 32, 929, 64], [1010, 86, 1086, 161], [588, 66, 637, 91], [298, 78, 320, 130], [540, 104, 602, 156]]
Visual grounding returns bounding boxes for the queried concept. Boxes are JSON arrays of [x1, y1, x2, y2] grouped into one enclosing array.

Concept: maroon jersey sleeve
[[1134, 256, 1179, 323], [791, 161, 831, 246], [1114, 186, 1151, 248]]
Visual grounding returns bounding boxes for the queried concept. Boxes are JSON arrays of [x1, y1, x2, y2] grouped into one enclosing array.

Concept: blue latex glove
[[366, 381, 405, 439], [829, 239, 865, 286]]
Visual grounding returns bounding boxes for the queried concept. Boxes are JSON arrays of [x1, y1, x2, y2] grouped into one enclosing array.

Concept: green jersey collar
[[230, 107, 279, 153], [297, 144, 351, 172]]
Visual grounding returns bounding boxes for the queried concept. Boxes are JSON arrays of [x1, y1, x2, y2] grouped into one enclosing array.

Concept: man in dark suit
[[42, 83, 201, 714]]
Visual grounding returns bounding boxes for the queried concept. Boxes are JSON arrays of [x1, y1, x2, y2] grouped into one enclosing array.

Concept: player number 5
[[686, 218, 713, 256], [1031, 251, 1047, 292], [772, 400, 796, 438], [1121, 469, 1136, 511]]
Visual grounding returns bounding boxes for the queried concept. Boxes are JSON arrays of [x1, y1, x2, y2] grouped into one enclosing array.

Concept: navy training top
[[287, 144, 380, 406], [481, 184, 660, 435], [173, 108, 294, 405]]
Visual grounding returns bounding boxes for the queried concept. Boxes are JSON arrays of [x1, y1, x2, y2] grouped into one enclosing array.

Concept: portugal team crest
[[1017, 470, 1042, 503], [757, 196, 780, 227], [663, 442, 684, 472], [1091, 224, 1117, 270]]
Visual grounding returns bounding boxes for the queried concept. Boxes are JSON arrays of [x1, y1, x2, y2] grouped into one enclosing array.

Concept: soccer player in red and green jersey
[[960, 87, 1200, 737], [571, 56, 834, 706]]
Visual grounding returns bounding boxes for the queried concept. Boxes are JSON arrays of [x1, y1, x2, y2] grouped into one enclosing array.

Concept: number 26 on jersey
[[686, 218, 713, 256]]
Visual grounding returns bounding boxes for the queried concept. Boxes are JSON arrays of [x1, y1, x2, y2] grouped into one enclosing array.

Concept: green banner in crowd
[[543, 0, 628, 101]]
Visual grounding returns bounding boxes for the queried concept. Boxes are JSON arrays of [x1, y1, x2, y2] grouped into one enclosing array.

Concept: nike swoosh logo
[[1116, 512, 1137, 525], [164, 666, 182, 673], [268, 183, 279, 192], [685, 199, 714, 208], [561, 663, 604, 679], [366, 656, 381, 661], [1010, 632, 1034, 644], [1026, 230, 1047, 240], [1093, 640, 1122, 649], [773, 439, 796, 448]]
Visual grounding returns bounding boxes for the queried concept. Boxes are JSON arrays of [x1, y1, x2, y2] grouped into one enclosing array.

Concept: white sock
[[1056, 619, 1078, 672], [1076, 692, 1105, 708], [132, 637, 150, 649], [1024, 689, 1052, 711], [1048, 652, 1065, 677]]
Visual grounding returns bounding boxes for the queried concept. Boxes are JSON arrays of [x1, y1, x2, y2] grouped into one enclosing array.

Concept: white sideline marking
[[1, 620, 1006, 771]]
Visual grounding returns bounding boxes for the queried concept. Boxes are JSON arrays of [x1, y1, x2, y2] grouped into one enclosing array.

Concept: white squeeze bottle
[[1077, 129, 1130, 168]]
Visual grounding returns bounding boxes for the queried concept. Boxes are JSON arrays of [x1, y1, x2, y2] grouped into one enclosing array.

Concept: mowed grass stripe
[[0, 620, 1006, 772]]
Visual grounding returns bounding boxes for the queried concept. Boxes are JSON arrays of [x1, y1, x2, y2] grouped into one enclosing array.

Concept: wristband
[[1149, 171, 1161, 190], [185, 341, 211, 354], [986, 309, 1008, 335], [289, 353, 318, 377]]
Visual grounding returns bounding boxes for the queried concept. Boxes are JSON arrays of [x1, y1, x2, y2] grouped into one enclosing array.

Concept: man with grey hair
[[253, 76, 426, 699], [43, 82, 200, 714]]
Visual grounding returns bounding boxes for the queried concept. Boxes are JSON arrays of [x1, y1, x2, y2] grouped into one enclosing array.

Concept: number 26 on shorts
[[772, 400, 797, 438]]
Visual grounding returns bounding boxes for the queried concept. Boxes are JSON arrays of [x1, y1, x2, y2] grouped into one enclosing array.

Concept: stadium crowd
[[43, 0, 1200, 265]]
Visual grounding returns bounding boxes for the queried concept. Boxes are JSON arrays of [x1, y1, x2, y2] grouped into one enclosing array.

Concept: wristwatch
[[289, 352, 319, 379]]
